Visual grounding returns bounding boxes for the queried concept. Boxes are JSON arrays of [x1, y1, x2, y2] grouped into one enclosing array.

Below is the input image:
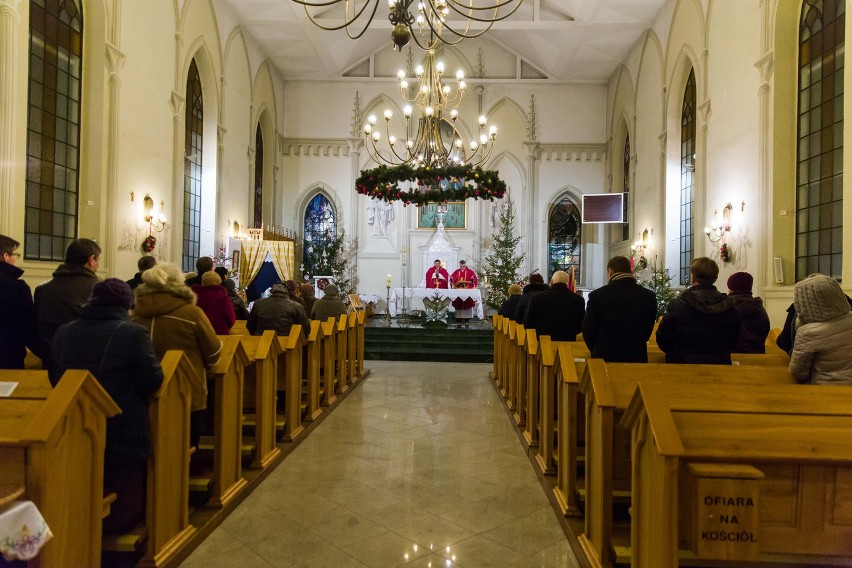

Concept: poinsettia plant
[[355, 164, 507, 206]]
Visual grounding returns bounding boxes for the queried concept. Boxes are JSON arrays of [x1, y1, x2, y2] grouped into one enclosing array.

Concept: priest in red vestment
[[425, 259, 449, 289], [450, 260, 478, 319]]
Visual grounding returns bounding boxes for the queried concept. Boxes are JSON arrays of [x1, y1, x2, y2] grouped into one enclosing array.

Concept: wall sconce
[[131, 192, 167, 233], [704, 202, 734, 243], [631, 228, 651, 270]]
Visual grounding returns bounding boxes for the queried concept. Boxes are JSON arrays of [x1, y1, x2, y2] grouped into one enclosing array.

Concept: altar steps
[[365, 325, 493, 363]]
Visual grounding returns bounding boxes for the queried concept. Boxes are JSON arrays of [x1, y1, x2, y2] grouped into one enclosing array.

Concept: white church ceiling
[[221, 0, 669, 82]]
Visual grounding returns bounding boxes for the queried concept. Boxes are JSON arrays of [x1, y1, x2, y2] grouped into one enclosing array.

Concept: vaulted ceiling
[[223, 0, 669, 82]]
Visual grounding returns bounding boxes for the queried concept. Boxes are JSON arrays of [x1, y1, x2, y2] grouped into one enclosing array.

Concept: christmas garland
[[141, 235, 157, 253], [355, 164, 507, 206]]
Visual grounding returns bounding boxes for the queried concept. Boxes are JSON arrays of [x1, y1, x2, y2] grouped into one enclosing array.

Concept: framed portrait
[[417, 202, 466, 230], [231, 250, 240, 273]]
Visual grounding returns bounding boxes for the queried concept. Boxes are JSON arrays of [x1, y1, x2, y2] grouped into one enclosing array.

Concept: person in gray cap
[[248, 280, 310, 336], [789, 273, 852, 385], [310, 283, 348, 321]]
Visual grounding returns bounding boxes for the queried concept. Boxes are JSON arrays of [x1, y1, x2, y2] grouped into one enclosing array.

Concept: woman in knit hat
[[726, 271, 770, 353], [51, 278, 164, 534], [789, 274, 852, 385], [192, 270, 236, 335], [498, 283, 523, 320]]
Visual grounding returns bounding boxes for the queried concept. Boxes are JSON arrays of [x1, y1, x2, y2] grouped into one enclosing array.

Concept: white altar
[[388, 288, 484, 319]]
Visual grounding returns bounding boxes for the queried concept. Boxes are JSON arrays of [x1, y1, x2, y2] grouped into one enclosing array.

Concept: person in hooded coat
[[310, 283, 347, 321], [192, 271, 236, 335], [656, 257, 740, 364], [248, 281, 310, 336], [726, 271, 770, 353], [300, 283, 317, 315]]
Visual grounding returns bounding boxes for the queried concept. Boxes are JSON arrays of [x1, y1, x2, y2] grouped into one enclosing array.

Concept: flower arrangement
[[720, 242, 731, 263], [141, 235, 157, 253], [355, 164, 507, 206]]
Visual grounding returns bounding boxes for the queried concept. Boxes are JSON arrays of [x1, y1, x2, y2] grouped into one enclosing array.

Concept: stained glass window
[[254, 124, 264, 229], [680, 69, 696, 285], [622, 134, 630, 242], [302, 194, 336, 277], [796, 0, 844, 281], [548, 196, 581, 283], [182, 59, 203, 273], [25, 0, 83, 260]]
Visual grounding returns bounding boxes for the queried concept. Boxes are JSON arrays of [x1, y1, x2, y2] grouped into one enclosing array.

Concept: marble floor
[[179, 361, 581, 568]]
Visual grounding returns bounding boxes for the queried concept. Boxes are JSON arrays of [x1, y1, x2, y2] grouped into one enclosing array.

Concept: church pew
[[512, 323, 527, 425], [491, 314, 503, 385], [355, 310, 367, 378], [238, 331, 282, 469], [622, 382, 852, 568], [347, 312, 358, 386], [336, 316, 349, 395], [503, 320, 517, 402], [0, 370, 52, 399], [552, 343, 584, 517], [522, 329, 539, 447], [493, 315, 508, 391], [230, 320, 249, 337], [578, 360, 795, 568], [321, 317, 338, 406], [138, 350, 200, 567], [24, 347, 43, 370], [533, 336, 558, 475], [303, 320, 323, 422], [0, 370, 119, 567], [206, 336, 250, 507], [278, 325, 306, 441]]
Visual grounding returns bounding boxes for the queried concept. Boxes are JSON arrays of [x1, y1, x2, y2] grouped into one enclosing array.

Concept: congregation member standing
[[300, 283, 317, 315], [582, 256, 657, 362], [515, 272, 548, 323], [656, 257, 740, 364], [132, 263, 221, 441], [497, 283, 523, 320], [184, 256, 213, 287], [125, 255, 157, 291], [789, 274, 852, 385], [248, 281, 310, 336], [224, 278, 250, 320], [51, 279, 163, 534], [310, 283, 347, 321], [192, 271, 236, 335], [523, 270, 585, 341], [0, 234, 38, 369], [34, 238, 101, 377], [726, 271, 770, 353]]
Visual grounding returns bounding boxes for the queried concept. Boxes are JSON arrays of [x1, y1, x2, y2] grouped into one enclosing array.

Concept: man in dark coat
[[51, 278, 163, 534], [523, 270, 585, 341], [726, 271, 770, 353], [184, 256, 213, 287], [34, 238, 101, 373], [656, 257, 740, 364], [248, 281, 310, 336], [310, 283, 347, 321], [498, 283, 523, 320], [125, 255, 157, 290], [0, 235, 39, 369], [515, 272, 549, 323], [583, 256, 657, 362]]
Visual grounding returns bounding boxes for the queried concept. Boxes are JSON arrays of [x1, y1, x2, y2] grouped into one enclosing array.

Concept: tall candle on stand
[[387, 274, 392, 287]]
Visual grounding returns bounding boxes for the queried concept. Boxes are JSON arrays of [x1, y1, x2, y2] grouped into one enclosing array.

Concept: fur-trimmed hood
[[132, 281, 196, 318]]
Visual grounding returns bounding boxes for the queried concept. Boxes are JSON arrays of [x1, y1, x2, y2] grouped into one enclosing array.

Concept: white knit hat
[[793, 274, 850, 324]]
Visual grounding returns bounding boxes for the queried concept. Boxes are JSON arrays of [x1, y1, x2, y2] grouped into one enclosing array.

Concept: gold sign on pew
[[682, 463, 763, 561]]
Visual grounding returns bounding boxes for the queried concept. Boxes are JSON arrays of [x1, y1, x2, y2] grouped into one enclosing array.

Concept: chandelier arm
[[383, 121, 413, 163], [299, 0, 377, 34], [364, 137, 394, 166]]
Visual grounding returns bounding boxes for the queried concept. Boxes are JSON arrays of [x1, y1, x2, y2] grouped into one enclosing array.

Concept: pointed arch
[[486, 96, 527, 125]]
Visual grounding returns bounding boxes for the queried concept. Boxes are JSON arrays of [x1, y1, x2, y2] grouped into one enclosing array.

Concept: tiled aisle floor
[[179, 361, 580, 568]]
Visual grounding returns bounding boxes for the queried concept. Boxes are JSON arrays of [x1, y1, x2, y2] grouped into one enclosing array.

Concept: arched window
[[622, 133, 630, 242], [182, 59, 203, 273], [253, 124, 263, 229], [302, 193, 336, 277], [679, 69, 696, 285], [796, 0, 844, 281], [548, 196, 581, 283], [25, 0, 83, 260]]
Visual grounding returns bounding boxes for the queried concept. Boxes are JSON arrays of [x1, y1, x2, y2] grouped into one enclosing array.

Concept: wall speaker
[[773, 257, 784, 284]]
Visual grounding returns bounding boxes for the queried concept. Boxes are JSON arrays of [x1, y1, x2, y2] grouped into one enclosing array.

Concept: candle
[[387, 273, 392, 287]]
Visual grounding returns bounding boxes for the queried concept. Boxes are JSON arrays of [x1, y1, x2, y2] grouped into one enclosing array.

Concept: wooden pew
[[491, 314, 503, 385], [238, 331, 282, 469], [303, 321, 323, 422], [278, 325, 306, 441], [578, 360, 795, 568], [522, 329, 539, 447], [355, 310, 367, 379], [0, 370, 52, 399], [335, 316, 349, 395], [230, 320, 249, 336], [206, 336, 250, 507], [139, 350, 200, 567], [533, 336, 558, 475], [552, 343, 583, 517], [347, 312, 358, 386], [320, 317, 338, 406], [504, 321, 517, 403], [622, 382, 852, 568], [0, 370, 119, 567], [513, 323, 527, 425]]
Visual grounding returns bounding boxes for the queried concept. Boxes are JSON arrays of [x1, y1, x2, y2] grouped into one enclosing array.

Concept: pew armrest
[[102, 492, 118, 519]]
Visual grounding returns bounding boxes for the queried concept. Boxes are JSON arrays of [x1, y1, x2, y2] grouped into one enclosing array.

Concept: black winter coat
[[51, 305, 163, 461], [248, 285, 310, 336], [498, 295, 522, 320], [0, 262, 38, 369], [729, 292, 770, 353], [523, 283, 585, 341], [582, 277, 657, 362], [34, 263, 99, 372], [656, 284, 740, 364], [514, 282, 549, 323]]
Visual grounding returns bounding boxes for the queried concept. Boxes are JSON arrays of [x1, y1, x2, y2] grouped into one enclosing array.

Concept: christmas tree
[[302, 230, 357, 294], [635, 259, 679, 317], [482, 200, 525, 312]]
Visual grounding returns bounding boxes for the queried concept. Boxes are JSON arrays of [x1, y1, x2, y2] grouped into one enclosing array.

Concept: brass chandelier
[[290, 0, 524, 50], [363, 41, 497, 169]]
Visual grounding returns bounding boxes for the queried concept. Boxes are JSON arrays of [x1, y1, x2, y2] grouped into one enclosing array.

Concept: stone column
[[246, 144, 255, 228], [523, 141, 540, 273], [754, 0, 774, 293], [169, 91, 185, 263], [104, 43, 125, 271], [0, 0, 23, 234]]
